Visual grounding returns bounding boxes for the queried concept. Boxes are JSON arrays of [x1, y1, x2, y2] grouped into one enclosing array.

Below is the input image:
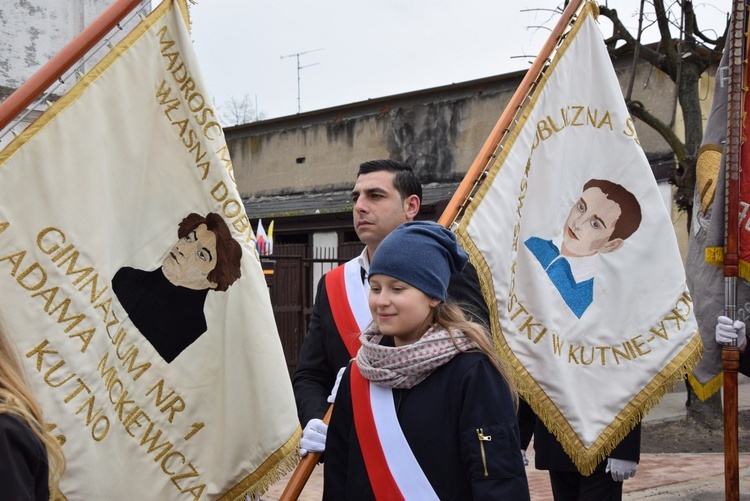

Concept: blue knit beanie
[[368, 221, 468, 301]]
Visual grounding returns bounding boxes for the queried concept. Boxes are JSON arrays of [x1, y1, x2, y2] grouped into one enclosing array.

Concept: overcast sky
[[188, 1, 729, 122]]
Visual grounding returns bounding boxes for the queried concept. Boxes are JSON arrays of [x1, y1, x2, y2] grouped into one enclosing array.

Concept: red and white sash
[[350, 364, 439, 501], [326, 258, 371, 357]]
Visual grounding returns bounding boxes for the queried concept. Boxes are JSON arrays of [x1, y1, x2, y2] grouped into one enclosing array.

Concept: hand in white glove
[[606, 458, 637, 482], [521, 449, 529, 467], [328, 367, 347, 404], [299, 418, 327, 457], [716, 316, 746, 348]]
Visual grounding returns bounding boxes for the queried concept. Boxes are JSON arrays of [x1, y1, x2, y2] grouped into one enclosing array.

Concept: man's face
[[560, 187, 622, 258], [351, 170, 418, 256], [162, 223, 218, 290]]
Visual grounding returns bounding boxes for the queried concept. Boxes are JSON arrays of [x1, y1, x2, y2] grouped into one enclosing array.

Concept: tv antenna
[[281, 48, 324, 113]]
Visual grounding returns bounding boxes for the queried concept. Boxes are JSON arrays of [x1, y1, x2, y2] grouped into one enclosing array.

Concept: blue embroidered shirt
[[524, 236, 594, 318]]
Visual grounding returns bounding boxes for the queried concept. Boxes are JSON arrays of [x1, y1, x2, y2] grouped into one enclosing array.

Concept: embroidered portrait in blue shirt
[[524, 179, 642, 318]]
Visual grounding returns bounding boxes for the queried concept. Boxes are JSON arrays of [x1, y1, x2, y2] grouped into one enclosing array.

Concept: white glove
[[521, 449, 529, 466], [328, 367, 346, 403], [299, 418, 327, 457], [606, 458, 637, 482], [716, 316, 746, 347]]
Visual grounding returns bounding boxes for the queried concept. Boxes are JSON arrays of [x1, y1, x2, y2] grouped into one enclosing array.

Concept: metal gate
[[265, 242, 364, 377]]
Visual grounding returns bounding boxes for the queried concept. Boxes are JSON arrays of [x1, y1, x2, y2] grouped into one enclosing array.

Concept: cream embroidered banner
[[456, 4, 702, 474], [0, 1, 299, 499]]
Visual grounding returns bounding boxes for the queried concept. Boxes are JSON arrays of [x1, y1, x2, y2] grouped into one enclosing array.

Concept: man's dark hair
[[177, 213, 242, 291], [582, 179, 642, 241], [357, 159, 422, 203]]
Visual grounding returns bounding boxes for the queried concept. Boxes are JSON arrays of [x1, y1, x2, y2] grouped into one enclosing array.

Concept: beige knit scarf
[[356, 325, 478, 389]]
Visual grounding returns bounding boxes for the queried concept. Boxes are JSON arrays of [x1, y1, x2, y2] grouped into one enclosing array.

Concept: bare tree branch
[[626, 99, 687, 161], [599, 6, 670, 74], [218, 94, 266, 126], [597, 0, 724, 217]]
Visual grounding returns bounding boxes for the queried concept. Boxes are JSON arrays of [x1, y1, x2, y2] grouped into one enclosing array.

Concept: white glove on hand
[[328, 367, 347, 404], [716, 315, 746, 347], [521, 449, 529, 467], [606, 458, 637, 482], [299, 418, 327, 457]]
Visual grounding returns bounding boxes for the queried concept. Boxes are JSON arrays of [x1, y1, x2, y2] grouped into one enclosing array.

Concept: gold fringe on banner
[[688, 370, 724, 401], [220, 428, 302, 501], [705, 246, 750, 282]]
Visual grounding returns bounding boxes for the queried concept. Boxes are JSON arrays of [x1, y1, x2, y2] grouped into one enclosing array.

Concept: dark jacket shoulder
[[0, 412, 50, 501]]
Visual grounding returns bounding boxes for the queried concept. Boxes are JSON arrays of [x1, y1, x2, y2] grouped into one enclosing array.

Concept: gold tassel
[[688, 371, 724, 401], [586, 1, 600, 19], [239, 452, 300, 501], [704, 248, 750, 281], [705, 246, 724, 267]]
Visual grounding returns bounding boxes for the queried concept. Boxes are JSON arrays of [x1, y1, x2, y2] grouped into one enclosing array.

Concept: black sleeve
[[447, 260, 491, 327], [322, 364, 353, 500], [0, 414, 49, 501], [459, 357, 531, 500], [516, 397, 536, 450], [292, 276, 353, 427], [740, 349, 750, 377], [293, 278, 336, 427], [608, 422, 642, 463]]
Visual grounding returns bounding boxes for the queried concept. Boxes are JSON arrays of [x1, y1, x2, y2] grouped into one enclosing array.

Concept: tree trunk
[[671, 59, 703, 212], [686, 384, 724, 425]]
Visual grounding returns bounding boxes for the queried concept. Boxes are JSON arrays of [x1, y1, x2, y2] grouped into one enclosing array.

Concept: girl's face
[[368, 275, 440, 346]]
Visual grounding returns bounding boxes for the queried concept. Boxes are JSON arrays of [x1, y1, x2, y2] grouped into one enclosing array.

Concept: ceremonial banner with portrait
[[456, 4, 702, 474], [0, 1, 299, 499]]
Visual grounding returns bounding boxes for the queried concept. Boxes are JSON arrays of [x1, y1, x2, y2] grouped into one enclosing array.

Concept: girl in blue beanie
[[323, 221, 530, 500]]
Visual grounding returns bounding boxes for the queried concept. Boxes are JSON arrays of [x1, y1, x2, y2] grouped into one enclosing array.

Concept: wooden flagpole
[[279, 405, 333, 501], [438, 0, 584, 228], [278, 2, 585, 501], [0, 0, 146, 132], [723, 1, 745, 499]]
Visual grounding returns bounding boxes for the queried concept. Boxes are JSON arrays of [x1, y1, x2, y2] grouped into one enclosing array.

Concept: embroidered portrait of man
[[524, 179, 642, 318], [113, 212, 242, 363]]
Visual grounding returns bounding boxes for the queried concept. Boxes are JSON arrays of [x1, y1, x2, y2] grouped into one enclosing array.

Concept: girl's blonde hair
[[431, 302, 519, 407], [0, 325, 66, 494]]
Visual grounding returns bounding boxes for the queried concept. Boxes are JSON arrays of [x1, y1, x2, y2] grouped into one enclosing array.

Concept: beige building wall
[[227, 81, 524, 198], [231, 118, 391, 196], [228, 60, 680, 201], [614, 63, 677, 155]]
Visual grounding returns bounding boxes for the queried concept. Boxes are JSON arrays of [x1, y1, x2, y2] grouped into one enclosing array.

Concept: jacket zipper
[[476, 428, 492, 476]]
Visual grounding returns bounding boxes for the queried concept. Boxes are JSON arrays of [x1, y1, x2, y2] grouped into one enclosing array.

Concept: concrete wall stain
[[326, 118, 356, 148], [385, 99, 464, 183]]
